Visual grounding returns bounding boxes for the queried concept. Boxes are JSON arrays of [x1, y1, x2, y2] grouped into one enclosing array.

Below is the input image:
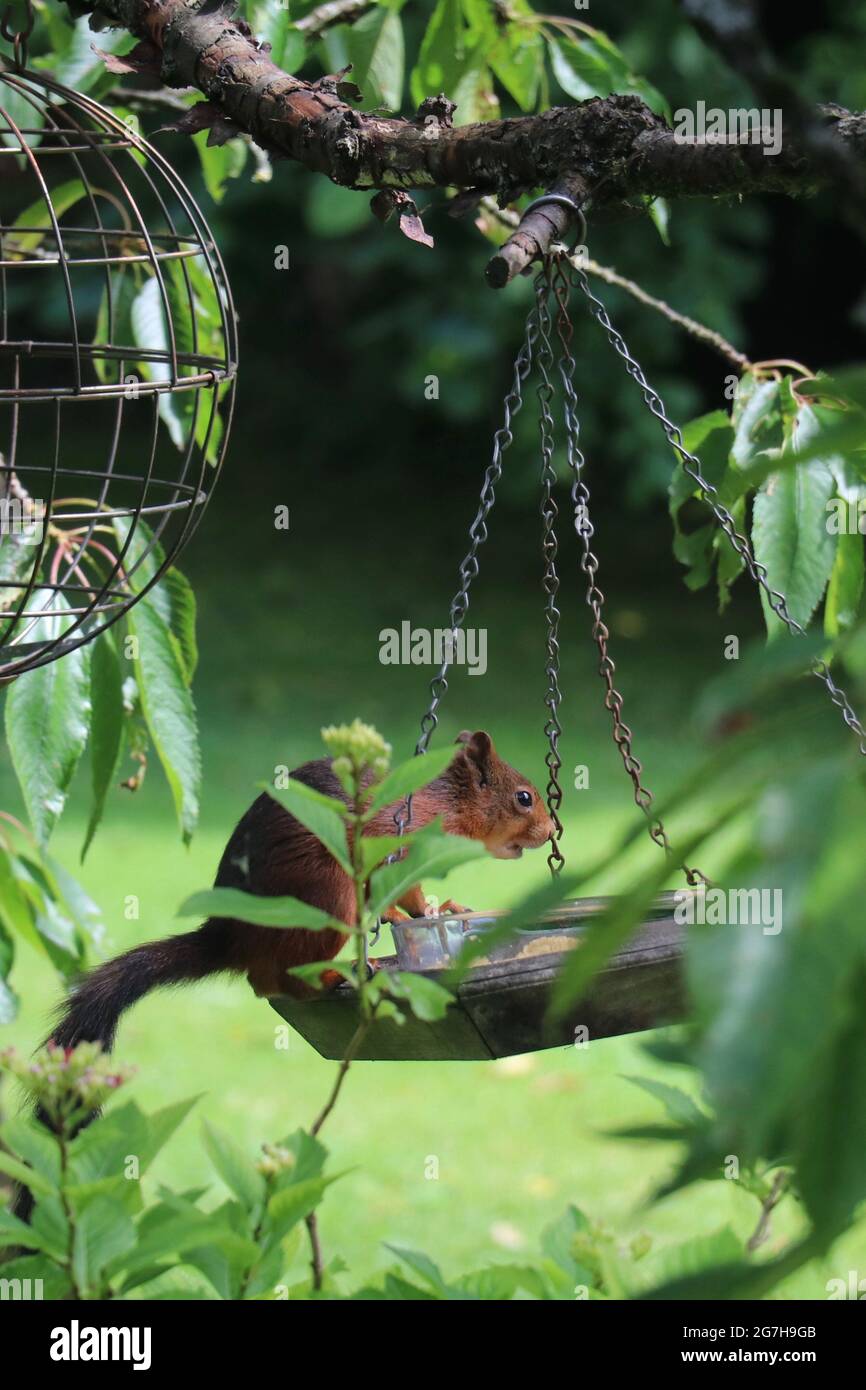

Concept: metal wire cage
[[0, 62, 237, 678]]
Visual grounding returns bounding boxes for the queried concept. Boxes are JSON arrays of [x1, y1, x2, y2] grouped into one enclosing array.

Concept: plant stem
[[747, 1169, 790, 1253], [304, 758, 377, 1291], [58, 1132, 83, 1300]]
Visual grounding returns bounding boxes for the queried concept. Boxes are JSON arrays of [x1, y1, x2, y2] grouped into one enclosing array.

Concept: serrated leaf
[[82, 632, 124, 860], [367, 821, 484, 919], [126, 596, 200, 843], [178, 885, 345, 932], [73, 1196, 137, 1294], [365, 745, 455, 815], [622, 1074, 706, 1129], [266, 778, 352, 875], [824, 530, 864, 635], [0, 1151, 56, 1195], [5, 590, 91, 845], [383, 970, 454, 1021], [202, 1122, 266, 1212], [752, 452, 837, 637], [345, 9, 404, 109]]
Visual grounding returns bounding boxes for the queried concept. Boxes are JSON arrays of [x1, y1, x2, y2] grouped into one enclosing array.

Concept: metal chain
[[569, 257, 866, 758], [390, 292, 539, 846], [0, 0, 35, 68], [548, 254, 710, 888], [535, 265, 565, 874]]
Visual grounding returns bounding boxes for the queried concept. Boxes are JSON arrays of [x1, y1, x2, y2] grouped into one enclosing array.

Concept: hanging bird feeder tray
[[274, 211, 866, 1063], [270, 894, 685, 1061]]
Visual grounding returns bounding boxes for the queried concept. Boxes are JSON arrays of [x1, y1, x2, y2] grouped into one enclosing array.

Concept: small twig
[[295, 0, 374, 38], [486, 175, 589, 288], [305, 1011, 374, 1290], [310, 1017, 371, 1139], [573, 256, 751, 371], [480, 196, 751, 369], [305, 1211, 325, 1289], [747, 1168, 789, 1253], [108, 85, 192, 112]]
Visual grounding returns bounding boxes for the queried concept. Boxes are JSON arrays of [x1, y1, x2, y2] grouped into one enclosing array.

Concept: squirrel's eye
[[515, 789, 533, 808]]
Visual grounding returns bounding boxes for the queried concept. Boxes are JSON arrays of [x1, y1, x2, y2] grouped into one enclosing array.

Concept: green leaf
[[112, 517, 198, 681], [731, 376, 780, 470], [82, 632, 124, 860], [794, 971, 866, 1237], [367, 821, 484, 919], [130, 274, 187, 449], [0, 916, 18, 1022], [49, 15, 135, 94], [93, 269, 137, 384], [455, 1263, 549, 1300], [161, 567, 199, 682], [8, 178, 89, 254], [410, 0, 466, 107], [0, 1151, 56, 1196], [638, 1228, 744, 1294], [178, 885, 345, 932], [126, 596, 200, 844], [72, 1196, 137, 1295], [5, 591, 91, 845], [752, 443, 837, 637], [260, 13, 307, 73], [490, 26, 543, 111], [345, 9, 405, 109], [382, 971, 454, 1021], [202, 1122, 266, 1212], [364, 745, 456, 815], [824, 530, 864, 635], [622, 1075, 705, 1130], [547, 32, 667, 114], [117, 1209, 241, 1283], [265, 1175, 333, 1245], [1, 1116, 61, 1185], [140, 1095, 201, 1171], [547, 36, 599, 101], [265, 777, 352, 875], [0, 1207, 55, 1253], [0, 1252, 72, 1299], [387, 1245, 450, 1294], [68, 1102, 149, 1187], [688, 764, 853, 1165], [193, 128, 248, 204]]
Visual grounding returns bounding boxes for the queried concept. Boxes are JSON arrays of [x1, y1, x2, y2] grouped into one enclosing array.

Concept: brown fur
[[210, 730, 554, 998]]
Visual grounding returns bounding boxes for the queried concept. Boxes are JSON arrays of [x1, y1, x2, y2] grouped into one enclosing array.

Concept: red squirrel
[[48, 731, 554, 1053]]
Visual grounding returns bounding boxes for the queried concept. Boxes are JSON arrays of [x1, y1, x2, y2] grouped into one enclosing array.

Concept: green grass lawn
[[3, 516, 865, 1297]]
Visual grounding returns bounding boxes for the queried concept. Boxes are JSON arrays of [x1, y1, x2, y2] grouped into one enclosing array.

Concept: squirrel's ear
[[459, 730, 494, 783]]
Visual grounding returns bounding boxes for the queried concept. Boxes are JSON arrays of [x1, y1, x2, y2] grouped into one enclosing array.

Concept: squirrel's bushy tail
[[47, 920, 235, 1052]]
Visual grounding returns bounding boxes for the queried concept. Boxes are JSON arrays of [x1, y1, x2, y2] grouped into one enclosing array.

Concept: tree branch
[[66, 0, 866, 283]]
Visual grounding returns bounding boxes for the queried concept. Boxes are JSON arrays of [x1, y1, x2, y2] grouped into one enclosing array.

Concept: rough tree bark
[[64, 0, 866, 284]]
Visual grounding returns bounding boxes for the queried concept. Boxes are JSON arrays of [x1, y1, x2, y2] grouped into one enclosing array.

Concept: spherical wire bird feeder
[[0, 54, 237, 679]]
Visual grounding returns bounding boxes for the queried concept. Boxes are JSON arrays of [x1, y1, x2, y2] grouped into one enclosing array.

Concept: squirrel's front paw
[[439, 897, 473, 915]]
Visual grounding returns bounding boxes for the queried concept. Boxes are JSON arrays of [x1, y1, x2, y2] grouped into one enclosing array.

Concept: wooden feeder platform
[[269, 893, 686, 1061]]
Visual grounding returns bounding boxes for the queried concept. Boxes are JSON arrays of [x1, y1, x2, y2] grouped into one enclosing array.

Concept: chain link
[[568, 257, 866, 759], [535, 265, 565, 874], [390, 292, 539, 847], [548, 255, 710, 888]]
